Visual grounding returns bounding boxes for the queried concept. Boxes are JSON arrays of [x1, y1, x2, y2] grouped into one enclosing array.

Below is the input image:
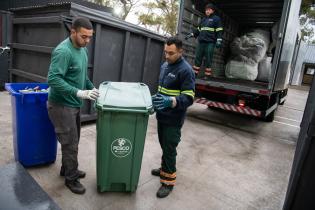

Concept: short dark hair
[[205, 3, 215, 11], [72, 17, 93, 31], [165, 36, 183, 49]]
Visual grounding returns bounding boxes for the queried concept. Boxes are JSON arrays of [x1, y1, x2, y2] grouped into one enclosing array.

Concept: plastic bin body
[[96, 82, 153, 192], [5, 83, 57, 167]]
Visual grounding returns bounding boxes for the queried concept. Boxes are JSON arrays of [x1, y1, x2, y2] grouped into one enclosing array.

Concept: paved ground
[[0, 86, 309, 210]]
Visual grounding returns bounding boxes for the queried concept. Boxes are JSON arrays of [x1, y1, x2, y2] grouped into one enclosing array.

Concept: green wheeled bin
[[95, 82, 153, 192]]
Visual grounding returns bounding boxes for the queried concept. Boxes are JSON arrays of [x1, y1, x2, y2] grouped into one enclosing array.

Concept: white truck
[[177, 0, 302, 121]]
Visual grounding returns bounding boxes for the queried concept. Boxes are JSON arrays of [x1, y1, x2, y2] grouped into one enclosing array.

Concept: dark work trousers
[[194, 42, 215, 69], [157, 122, 182, 185], [47, 101, 81, 182]]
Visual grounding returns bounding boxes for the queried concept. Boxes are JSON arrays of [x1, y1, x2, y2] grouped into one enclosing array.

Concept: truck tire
[[264, 110, 275, 122]]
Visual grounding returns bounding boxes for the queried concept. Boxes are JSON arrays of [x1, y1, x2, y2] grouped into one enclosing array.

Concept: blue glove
[[216, 39, 222, 48], [152, 94, 173, 110]]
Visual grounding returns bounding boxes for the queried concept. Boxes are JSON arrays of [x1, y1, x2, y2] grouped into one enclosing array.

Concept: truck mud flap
[[264, 102, 278, 117]]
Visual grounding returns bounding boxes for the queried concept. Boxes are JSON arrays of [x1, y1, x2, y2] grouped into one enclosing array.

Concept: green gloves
[[152, 94, 173, 110]]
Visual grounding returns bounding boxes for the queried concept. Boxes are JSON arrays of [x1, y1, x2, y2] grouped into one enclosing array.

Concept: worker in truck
[[47, 17, 99, 194], [185, 3, 223, 77], [151, 36, 195, 198]]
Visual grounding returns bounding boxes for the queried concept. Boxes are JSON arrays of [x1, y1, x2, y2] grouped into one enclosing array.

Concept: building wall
[[291, 42, 315, 86]]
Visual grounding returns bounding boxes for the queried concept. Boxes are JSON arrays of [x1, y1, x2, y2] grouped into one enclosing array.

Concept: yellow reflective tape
[[159, 90, 180, 95], [159, 90, 179, 96], [158, 90, 180, 96], [161, 88, 180, 93], [158, 86, 180, 93], [216, 27, 223, 31], [181, 90, 195, 98], [158, 86, 195, 97], [200, 27, 215, 31], [182, 92, 195, 98], [158, 86, 180, 96], [181, 90, 194, 94]]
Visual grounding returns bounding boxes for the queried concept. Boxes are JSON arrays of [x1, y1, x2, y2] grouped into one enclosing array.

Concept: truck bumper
[[194, 97, 262, 117]]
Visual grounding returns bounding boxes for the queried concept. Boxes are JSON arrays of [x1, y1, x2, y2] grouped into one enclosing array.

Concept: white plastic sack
[[247, 29, 270, 58], [231, 54, 257, 65], [257, 56, 272, 82], [247, 29, 270, 48], [225, 60, 258, 81], [230, 35, 265, 62]]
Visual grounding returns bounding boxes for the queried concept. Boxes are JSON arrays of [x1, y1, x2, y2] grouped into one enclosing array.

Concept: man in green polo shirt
[[47, 17, 99, 194]]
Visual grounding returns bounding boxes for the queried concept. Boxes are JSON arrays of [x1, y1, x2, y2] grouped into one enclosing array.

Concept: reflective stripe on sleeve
[[181, 90, 195, 98]]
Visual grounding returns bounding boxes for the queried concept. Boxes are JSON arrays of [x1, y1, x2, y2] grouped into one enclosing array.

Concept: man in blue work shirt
[[151, 37, 195, 198], [186, 3, 223, 77]]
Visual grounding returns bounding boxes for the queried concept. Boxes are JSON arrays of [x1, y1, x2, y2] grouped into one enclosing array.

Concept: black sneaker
[[151, 168, 160, 177], [65, 179, 86, 194], [156, 184, 173, 198], [60, 168, 86, 179]]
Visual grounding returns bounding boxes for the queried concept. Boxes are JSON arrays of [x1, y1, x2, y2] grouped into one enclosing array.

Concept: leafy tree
[[300, 0, 315, 43], [137, 0, 179, 35], [120, 0, 141, 20], [92, 0, 112, 7], [89, 0, 140, 20]]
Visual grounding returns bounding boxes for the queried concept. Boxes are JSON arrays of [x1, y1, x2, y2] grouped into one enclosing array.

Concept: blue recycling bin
[[5, 83, 57, 167]]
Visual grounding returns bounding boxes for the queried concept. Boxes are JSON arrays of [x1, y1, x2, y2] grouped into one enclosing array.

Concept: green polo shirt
[[48, 38, 94, 107]]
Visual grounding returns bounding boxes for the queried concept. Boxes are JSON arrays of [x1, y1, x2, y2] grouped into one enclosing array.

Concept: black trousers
[[47, 101, 81, 181]]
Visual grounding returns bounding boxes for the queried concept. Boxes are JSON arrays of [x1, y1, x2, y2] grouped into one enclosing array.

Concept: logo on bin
[[111, 138, 132, 158]]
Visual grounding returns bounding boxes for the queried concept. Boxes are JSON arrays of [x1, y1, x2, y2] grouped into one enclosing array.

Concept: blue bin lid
[[96, 82, 153, 113]]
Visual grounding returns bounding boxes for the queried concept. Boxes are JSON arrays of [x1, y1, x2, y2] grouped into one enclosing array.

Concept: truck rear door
[[271, 0, 302, 92]]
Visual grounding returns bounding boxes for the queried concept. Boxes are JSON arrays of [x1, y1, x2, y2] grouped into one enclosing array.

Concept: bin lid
[[96, 82, 153, 113]]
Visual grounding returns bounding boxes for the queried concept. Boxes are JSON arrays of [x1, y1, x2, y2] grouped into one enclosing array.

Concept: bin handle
[[98, 106, 152, 114], [101, 81, 109, 85]]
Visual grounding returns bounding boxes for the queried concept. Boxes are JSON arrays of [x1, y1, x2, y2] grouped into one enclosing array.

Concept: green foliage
[[300, 0, 315, 43], [301, 0, 315, 16], [88, 0, 179, 35], [89, 0, 140, 20], [92, 0, 113, 7], [137, 0, 179, 35]]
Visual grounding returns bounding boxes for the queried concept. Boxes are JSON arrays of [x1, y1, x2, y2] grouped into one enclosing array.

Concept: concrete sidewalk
[[0, 87, 306, 210]]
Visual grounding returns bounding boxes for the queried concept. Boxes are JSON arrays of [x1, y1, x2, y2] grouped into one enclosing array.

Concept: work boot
[[60, 167, 86, 179], [151, 168, 160, 177], [156, 184, 173, 198], [205, 68, 212, 77], [192, 66, 200, 76], [65, 179, 86, 194]]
